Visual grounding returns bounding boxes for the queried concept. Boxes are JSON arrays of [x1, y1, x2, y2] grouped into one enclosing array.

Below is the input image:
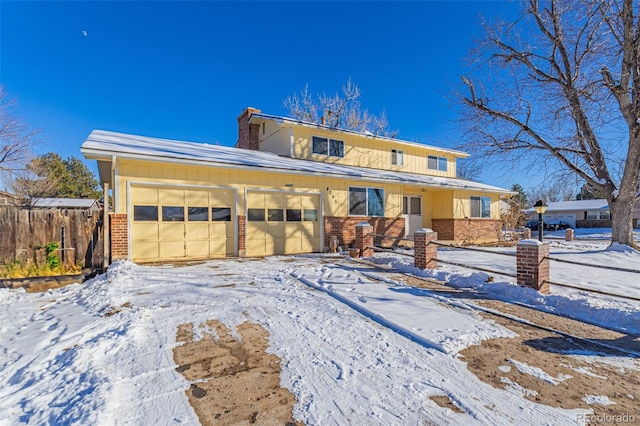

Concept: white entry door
[[403, 196, 423, 236]]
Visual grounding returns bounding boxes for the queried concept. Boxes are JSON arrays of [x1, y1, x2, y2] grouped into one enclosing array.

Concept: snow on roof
[[81, 130, 511, 194], [524, 199, 609, 213], [33, 198, 99, 209], [248, 112, 470, 158]]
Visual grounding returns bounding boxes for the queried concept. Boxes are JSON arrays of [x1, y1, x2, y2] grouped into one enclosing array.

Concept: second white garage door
[[246, 191, 322, 257]]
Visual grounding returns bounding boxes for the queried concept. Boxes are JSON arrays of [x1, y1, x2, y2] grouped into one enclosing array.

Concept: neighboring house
[[524, 199, 616, 228], [0, 190, 18, 206], [81, 107, 512, 263], [32, 198, 102, 213]]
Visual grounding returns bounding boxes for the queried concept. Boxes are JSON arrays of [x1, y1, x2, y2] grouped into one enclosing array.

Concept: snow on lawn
[[372, 239, 640, 335], [0, 256, 593, 425]]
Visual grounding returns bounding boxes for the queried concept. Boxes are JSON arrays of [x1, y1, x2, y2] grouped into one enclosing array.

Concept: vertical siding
[[289, 126, 458, 177]]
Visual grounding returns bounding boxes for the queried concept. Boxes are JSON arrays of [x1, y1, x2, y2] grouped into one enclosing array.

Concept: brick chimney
[[236, 107, 261, 150]]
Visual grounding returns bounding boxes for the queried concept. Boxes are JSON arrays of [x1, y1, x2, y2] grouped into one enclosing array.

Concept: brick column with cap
[[354, 222, 374, 258], [414, 228, 438, 269], [516, 240, 550, 294], [565, 228, 574, 241]]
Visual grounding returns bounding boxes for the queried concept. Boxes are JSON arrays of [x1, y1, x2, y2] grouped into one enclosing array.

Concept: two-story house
[[81, 107, 512, 263]]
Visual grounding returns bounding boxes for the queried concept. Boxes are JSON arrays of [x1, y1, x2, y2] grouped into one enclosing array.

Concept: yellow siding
[[118, 159, 407, 219], [452, 191, 500, 219], [259, 121, 290, 156], [286, 125, 458, 177]]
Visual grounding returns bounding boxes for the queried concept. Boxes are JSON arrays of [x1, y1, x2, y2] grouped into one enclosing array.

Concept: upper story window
[[391, 149, 404, 166], [470, 196, 491, 218], [428, 155, 448, 172], [312, 136, 344, 157]]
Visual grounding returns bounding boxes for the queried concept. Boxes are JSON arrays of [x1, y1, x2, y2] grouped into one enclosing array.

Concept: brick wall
[[414, 230, 437, 269], [236, 107, 261, 150], [431, 218, 502, 243], [109, 213, 128, 261], [576, 219, 612, 228], [324, 216, 405, 248]]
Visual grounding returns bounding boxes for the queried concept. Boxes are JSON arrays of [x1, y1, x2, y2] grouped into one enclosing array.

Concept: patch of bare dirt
[[173, 320, 303, 425], [460, 302, 640, 423]]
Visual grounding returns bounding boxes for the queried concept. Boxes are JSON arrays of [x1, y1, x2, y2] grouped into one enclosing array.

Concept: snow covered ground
[[1, 237, 639, 425]]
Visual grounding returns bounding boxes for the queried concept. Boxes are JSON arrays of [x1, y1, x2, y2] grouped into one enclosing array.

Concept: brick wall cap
[[518, 239, 544, 246], [415, 228, 434, 234], [355, 222, 371, 227]]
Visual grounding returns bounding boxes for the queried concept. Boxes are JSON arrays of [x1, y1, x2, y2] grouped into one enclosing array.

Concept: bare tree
[[8, 158, 59, 209], [284, 79, 398, 137], [459, 0, 640, 247], [0, 86, 39, 176]]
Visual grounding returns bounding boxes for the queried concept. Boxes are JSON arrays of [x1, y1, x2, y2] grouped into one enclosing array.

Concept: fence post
[[565, 228, 574, 241], [516, 240, 550, 294], [523, 228, 531, 239], [355, 222, 374, 258], [415, 228, 438, 269]]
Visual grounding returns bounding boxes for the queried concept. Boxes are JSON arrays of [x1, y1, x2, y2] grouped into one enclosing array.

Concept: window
[[391, 149, 404, 166], [162, 206, 184, 221], [134, 206, 158, 221], [312, 136, 344, 157], [268, 209, 284, 221], [427, 155, 448, 171], [587, 210, 610, 220], [212, 207, 231, 222], [188, 207, 208, 221], [349, 187, 385, 216], [470, 196, 491, 218], [402, 196, 421, 215], [286, 209, 302, 222], [587, 211, 598, 220], [262, 122, 265, 135], [600, 210, 611, 220], [248, 208, 265, 221], [303, 209, 318, 221]]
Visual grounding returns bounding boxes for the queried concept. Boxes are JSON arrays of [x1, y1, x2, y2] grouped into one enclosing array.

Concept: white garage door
[[130, 186, 235, 262], [246, 191, 322, 257]]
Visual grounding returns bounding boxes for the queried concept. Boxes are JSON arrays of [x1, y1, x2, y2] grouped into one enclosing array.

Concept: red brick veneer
[[324, 216, 405, 248], [431, 218, 502, 243], [109, 213, 128, 261]]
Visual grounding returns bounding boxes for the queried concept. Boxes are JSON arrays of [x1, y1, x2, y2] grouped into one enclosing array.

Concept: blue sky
[[1, 1, 522, 188]]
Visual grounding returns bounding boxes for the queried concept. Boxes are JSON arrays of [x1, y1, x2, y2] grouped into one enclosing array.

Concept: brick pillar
[[414, 229, 438, 269], [238, 215, 246, 257], [565, 228, 574, 241], [355, 222, 374, 258], [516, 240, 550, 294], [522, 228, 531, 239], [109, 213, 128, 262]]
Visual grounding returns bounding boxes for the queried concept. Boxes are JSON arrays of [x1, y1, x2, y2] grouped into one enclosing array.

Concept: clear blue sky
[[1, 1, 522, 188]]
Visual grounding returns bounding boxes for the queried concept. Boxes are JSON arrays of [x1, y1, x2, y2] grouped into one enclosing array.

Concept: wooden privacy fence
[[0, 206, 103, 270]]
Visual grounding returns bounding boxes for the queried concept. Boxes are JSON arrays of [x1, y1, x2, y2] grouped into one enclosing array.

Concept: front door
[[403, 196, 423, 236]]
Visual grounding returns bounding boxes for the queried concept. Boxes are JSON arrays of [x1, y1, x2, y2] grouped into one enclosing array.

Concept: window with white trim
[[349, 187, 384, 216], [391, 149, 404, 166], [427, 155, 448, 171], [312, 136, 344, 157], [470, 196, 491, 218]]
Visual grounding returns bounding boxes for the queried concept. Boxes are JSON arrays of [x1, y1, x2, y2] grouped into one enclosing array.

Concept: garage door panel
[[247, 192, 266, 207], [285, 238, 303, 254], [209, 222, 233, 239], [160, 241, 186, 258], [247, 222, 268, 238], [210, 190, 235, 205], [265, 192, 285, 206], [187, 240, 209, 258], [267, 222, 285, 237], [133, 223, 159, 241], [186, 223, 209, 239], [161, 189, 185, 205], [186, 189, 209, 205], [132, 187, 159, 204], [160, 223, 185, 241], [135, 242, 160, 260], [247, 239, 267, 257]]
